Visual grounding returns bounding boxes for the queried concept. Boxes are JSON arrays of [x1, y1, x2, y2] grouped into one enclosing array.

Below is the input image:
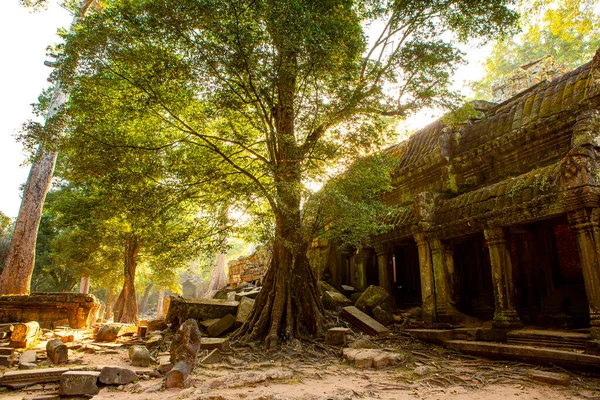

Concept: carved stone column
[[484, 227, 523, 329], [374, 243, 393, 295], [354, 248, 369, 291], [430, 239, 461, 323], [413, 232, 435, 323], [568, 208, 600, 340]]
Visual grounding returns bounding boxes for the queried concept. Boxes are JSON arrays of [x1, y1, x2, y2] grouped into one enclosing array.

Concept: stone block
[[166, 296, 239, 328], [201, 338, 231, 352], [350, 292, 363, 304], [342, 348, 402, 370], [235, 297, 255, 327], [95, 323, 138, 341], [147, 319, 168, 331], [51, 319, 69, 330], [207, 314, 235, 337], [0, 347, 14, 356], [145, 334, 163, 349], [354, 286, 389, 315], [0, 355, 12, 367], [373, 305, 394, 326], [201, 348, 223, 364], [0, 368, 69, 389], [526, 370, 570, 386], [46, 339, 68, 364], [341, 306, 390, 337], [129, 345, 153, 367], [322, 291, 352, 311], [58, 371, 101, 396], [19, 350, 37, 366], [317, 281, 341, 296], [10, 321, 40, 348], [234, 288, 261, 301], [325, 327, 350, 345], [199, 318, 220, 332], [98, 365, 138, 385]]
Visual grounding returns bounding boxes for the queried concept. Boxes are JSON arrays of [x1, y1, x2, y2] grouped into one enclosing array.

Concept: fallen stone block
[[342, 348, 402, 370], [51, 319, 69, 330], [317, 281, 341, 296], [145, 334, 163, 349], [341, 285, 356, 293], [235, 297, 255, 328], [208, 314, 235, 337], [325, 327, 350, 345], [0, 355, 12, 367], [348, 339, 374, 349], [234, 288, 261, 301], [10, 321, 41, 348], [350, 292, 363, 304], [373, 305, 394, 326], [98, 365, 138, 385], [201, 338, 231, 352], [0, 367, 70, 389], [526, 370, 571, 386], [95, 323, 138, 342], [147, 319, 168, 332], [46, 339, 68, 364], [341, 306, 390, 337], [199, 318, 220, 332], [19, 350, 37, 369], [354, 285, 389, 315], [201, 348, 223, 364], [165, 319, 201, 389], [322, 291, 352, 311], [58, 371, 101, 396], [166, 296, 239, 328], [129, 345, 153, 367], [0, 347, 14, 356]]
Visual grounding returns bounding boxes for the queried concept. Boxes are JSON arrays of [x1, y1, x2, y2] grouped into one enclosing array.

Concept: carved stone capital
[[484, 226, 507, 247], [573, 109, 600, 148], [568, 208, 600, 233], [373, 242, 391, 256]]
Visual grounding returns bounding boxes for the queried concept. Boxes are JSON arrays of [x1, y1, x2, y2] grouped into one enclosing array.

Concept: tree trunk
[[113, 234, 141, 323], [79, 276, 90, 294], [139, 282, 153, 314], [202, 252, 227, 298], [106, 287, 114, 320], [0, 0, 99, 296], [156, 287, 165, 318]]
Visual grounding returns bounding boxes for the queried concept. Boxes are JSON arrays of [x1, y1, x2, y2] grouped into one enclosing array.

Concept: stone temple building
[[312, 49, 600, 340]]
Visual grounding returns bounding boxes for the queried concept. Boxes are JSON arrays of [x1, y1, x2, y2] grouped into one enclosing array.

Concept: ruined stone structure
[[323, 50, 600, 339], [0, 293, 101, 329], [227, 245, 271, 288]]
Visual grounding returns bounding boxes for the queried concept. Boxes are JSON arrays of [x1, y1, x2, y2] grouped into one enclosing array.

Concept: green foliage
[[474, 0, 600, 98], [442, 102, 483, 129]]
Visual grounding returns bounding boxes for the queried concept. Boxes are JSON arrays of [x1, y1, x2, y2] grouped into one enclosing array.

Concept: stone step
[[507, 329, 591, 350], [445, 340, 600, 371]]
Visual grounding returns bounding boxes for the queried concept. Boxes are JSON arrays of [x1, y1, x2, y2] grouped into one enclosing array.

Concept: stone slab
[[354, 286, 389, 314], [325, 327, 350, 345], [58, 371, 100, 396], [98, 365, 138, 385], [200, 338, 231, 352], [166, 297, 239, 328], [201, 348, 223, 364], [341, 306, 390, 337], [322, 291, 352, 311], [235, 297, 255, 328], [0, 367, 69, 389], [526, 369, 571, 386], [208, 314, 235, 337]]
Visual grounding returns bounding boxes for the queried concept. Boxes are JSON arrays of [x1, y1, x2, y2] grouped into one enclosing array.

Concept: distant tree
[[0, 211, 13, 270], [474, 0, 600, 98]]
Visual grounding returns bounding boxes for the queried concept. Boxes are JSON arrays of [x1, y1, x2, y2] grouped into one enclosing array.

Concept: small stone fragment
[[414, 366, 430, 376], [235, 297, 255, 328], [58, 371, 100, 396], [526, 370, 571, 386], [200, 338, 231, 352], [99, 366, 138, 385], [95, 323, 138, 342], [322, 291, 353, 311], [201, 348, 223, 364], [19, 350, 37, 366], [145, 334, 162, 349], [129, 345, 153, 367], [207, 314, 235, 337], [348, 339, 374, 349], [325, 327, 350, 345], [46, 339, 68, 364]]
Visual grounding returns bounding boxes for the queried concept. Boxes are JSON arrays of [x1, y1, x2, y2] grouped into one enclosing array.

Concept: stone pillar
[[79, 276, 90, 294], [484, 227, 523, 329], [568, 208, 600, 340], [374, 243, 393, 295], [354, 248, 369, 291], [430, 239, 461, 323], [413, 232, 435, 323]]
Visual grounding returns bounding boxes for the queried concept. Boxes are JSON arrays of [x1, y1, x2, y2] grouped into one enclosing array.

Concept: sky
[[0, 1, 491, 219]]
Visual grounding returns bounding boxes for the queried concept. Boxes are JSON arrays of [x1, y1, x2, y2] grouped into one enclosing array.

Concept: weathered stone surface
[[348, 339, 374, 349], [98, 366, 138, 385], [342, 348, 402, 369], [526, 370, 570, 386], [341, 306, 390, 337], [137, 326, 148, 338], [354, 286, 389, 315], [58, 371, 100, 396], [234, 288, 261, 301], [325, 327, 350, 345], [10, 321, 40, 348], [373, 305, 394, 326], [317, 281, 341, 296], [157, 361, 173, 374], [46, 339, 68, 364], [207, 314, 235, 337], [199, 318, 220, 332], [166, 296, 240, 328], [51, 319, 69, 329], [0, 368, 69, 389], [201, 338, 231, 352], [147, 319, 168, 332], [19, 350, 37, 366], [0, 293, 100, 329], [166, 319, 201, 389], [201, 348, 223, 364], [414, 366, 431, 376], [350, 292, 363, 304], [95, 323, 138, 342], [0, 347, 14, 356], [0, 355, 12, 367], [322, 291, 352, 311], [145, 334, 163, 349], [235, 297, 255, 328], [128, 345, 152, 367]]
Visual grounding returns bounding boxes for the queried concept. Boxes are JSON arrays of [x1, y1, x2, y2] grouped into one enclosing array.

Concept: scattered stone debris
[[95, 323, 137, 341], [11, 321, 41, 348], [325, 327, 350, 345], [322, 291, 352, 311], [166, 297, 239, 328], [129, 345, 153, 367], [354, 285, 390, 314], [526, 369, 571, 386], [235, 297, 255, 328], [165, 318, 201, 388], [46, 339, 68, 364], [201, 348, 223, 364], [58, 370, 100, 396], [98, 365, 138, 385], [201, 338, 231, 352], [207, 314, 235, 337], [342, 348, 404, 369]]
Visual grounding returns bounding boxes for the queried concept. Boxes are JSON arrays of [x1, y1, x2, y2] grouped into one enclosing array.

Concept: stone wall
[[0, 293, 101, 329]]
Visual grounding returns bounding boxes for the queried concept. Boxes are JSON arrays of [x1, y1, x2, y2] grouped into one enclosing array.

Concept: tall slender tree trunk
[[0, 0, 99, 295], [106, 287, 114, 320], [156, 287, 165, 319], [79, 276, 90, 294], [113, 234, 141, 323], [203, 252, 227, 298], [139, 282, 153, 314]]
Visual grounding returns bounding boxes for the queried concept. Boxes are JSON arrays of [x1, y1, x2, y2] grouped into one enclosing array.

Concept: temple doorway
[[392, 241, 421, 308]]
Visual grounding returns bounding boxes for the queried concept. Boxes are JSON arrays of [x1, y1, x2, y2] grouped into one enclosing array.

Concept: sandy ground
[[1, 330, 600, 400]]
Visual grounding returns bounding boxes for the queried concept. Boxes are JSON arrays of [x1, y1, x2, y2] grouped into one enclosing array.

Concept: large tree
[[57, 0, 517, 347]]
